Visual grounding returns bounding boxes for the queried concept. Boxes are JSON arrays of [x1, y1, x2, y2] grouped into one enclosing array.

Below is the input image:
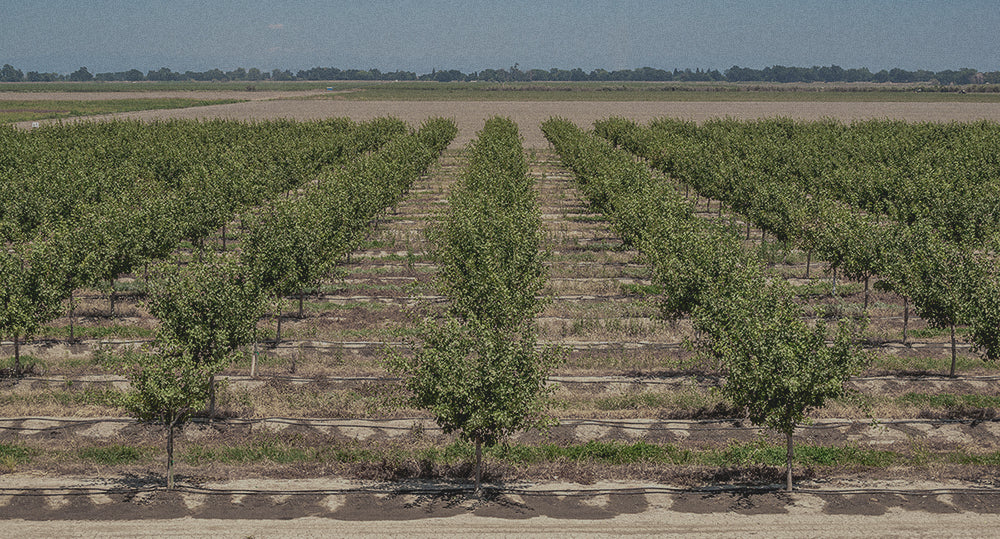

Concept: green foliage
[[392, 319, 561, 447], [119, 349, 213, 426], [146, 256, 265, 370], [594, 115, 1000, 365], [0, 443, 33, 469], [0, 241, 64, 370], [432, 184, 546, 329], [699, 289, 864, 436], [78, 444, 146, 465], [392, 118, 560, 491]]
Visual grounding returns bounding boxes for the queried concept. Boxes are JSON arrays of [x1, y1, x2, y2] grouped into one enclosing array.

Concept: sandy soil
[[13, 97, 1000, 149], [0, 89, 328, 102], [2, 476, 999, 537]]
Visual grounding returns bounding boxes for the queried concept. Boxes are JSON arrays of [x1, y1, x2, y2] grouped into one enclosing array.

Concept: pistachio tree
[[145, 255, 265, 416], [0, 242, 63, 374], [119, 346, 213, 489], [696, 280, 863, 491], [904, 230, 983, 376], [392, 117, 560, 493]]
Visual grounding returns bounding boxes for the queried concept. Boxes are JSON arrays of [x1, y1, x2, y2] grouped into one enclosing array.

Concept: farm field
[[3, 100, 1000, 530], [13, 97, 1000, 149], [4, 126, 1000, 468]]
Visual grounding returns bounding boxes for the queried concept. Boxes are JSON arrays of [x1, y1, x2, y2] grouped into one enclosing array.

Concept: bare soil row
[[16, 98, 1000, 149]]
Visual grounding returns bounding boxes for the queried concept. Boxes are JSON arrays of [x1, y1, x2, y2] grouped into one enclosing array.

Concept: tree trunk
[[950, 323, 957, 377], [864, 276, 870, 312], [685, 184, 689, 198], [69, 289, 75, 342], [251, 341, 258, 378], [299, 290, 304, 318], [474, 437, 483, 495], [208, 374, 216, 421], [746, 223, 751, 240], [786, 431, 794, 492], [13, 334, 20, 375], [167, 415, 176, 490], [718, 202, 723, 217], [805, 250, 812, 279], [109, 288, 116, 319], [903, 297, 909, 345], [831, 267, 837, 296], [221, 225, 227, 251], [276, 307, 282, 343]]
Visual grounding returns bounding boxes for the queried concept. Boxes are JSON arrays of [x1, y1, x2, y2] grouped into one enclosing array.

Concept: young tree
[[904, 232, 983, 376], [240, 199, 336, 342], [697, 281, 864, 491], [145, 256, 265, 417], [390, 319, 561, 492], [119, 347, 212, 489], [0, 242, 64, 374], [837, 213, 889, 312]]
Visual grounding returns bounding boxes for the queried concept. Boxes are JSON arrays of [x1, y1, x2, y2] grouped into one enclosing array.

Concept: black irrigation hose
[[2, 416, 998, 433], [2, 338, 975, 349], [1, 483, 999, 497], [13, 371, 1000, 387]]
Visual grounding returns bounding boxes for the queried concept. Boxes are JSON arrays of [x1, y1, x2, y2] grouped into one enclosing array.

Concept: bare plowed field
[[14, 95, 1000, 148]]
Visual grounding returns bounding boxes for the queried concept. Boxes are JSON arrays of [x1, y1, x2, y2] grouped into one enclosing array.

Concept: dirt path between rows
[[14, 98, 1000, 149], [2, 476, 999, 537]]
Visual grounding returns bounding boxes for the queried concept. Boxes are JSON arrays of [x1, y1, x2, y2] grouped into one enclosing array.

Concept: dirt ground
[[3, 476, 1000, 537], [13, 95, 1000, 149], [0, 89, 330, 102]]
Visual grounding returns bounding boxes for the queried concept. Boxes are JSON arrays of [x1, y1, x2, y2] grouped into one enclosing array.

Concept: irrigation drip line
[[2, 334, 974, 348], [9, 339, 971, 353], [11, 371, 1000, 387], [1, 484, 998, 497], [3, 416, 998, 433]]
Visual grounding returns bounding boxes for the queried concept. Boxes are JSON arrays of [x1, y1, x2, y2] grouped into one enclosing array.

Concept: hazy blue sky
[[4, 1, 999, 74]]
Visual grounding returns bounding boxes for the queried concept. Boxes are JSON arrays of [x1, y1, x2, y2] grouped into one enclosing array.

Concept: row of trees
[[2, 62, 995, 86], [542, 118, 864, 491], [0, 118, 424, 375], [594, 117, 1000, 376], [241, 118, 456, 342], [391, 117, 561, 493], [118, 118, 457, 489]]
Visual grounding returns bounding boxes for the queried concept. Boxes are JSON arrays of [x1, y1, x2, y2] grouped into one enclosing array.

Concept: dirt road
[[2, 477, 999, 537]]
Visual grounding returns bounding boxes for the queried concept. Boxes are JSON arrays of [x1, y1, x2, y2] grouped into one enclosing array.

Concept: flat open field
[[13, 94, 1000, 148]]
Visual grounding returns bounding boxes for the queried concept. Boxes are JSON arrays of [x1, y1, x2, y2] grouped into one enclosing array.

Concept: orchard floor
[[3, 475, 1000, 537]]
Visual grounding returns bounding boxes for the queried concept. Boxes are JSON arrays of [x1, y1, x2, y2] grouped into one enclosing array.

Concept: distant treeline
[[1, 63, 997, 86]]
